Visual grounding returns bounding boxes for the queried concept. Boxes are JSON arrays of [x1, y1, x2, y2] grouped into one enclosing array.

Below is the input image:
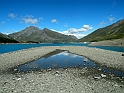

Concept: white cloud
[[0, 21, 5, 26], [67, 28, 79, 34], [99, 20, 106, 26], [22, 18, 38, 24], [51, 19, 57, 23], [50, 25, 92, 38], [2, 21, 5, 24], [62, 25, 93, 34], [7, 13, 43, 25], [21, 15, 38, 24], [83, 25, 93, 30], [107, 15, 116, 23], [61, 33, 86, 39], [108, 17, 115, 23], [67, 33, 86, 39], [8, 13, 16, 19], [61, 25, 92, 38], [50, 27, 89, 39]]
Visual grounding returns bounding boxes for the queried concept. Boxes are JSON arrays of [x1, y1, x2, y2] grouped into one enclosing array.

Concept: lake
[[0, 43, 124, 54]]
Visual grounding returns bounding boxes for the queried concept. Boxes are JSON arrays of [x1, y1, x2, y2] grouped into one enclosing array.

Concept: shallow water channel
[[17, 49, 124, 77]]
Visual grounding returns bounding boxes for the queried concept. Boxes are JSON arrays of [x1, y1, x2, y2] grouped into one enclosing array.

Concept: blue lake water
[[17, 50, 124, 77], [90, 46, 124, 52], [0, 43, 124, 54]]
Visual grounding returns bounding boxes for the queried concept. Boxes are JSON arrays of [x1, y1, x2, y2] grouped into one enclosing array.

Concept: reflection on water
[[17, 50, 124, 77], [17, 50, 96, 71]]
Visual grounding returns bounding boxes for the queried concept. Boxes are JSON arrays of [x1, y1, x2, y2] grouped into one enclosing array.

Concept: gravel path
[[0, 46, 124, 93]]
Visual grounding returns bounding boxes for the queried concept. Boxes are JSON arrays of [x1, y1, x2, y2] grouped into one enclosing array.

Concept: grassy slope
[[79, 19, 124, 42]]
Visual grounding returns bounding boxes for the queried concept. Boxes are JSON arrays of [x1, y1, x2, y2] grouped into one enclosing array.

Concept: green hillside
[[79, 19, 124, 42]]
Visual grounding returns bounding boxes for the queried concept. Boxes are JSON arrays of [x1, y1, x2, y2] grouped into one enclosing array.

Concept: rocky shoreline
[[0, 46, 124, 93], [0, 46, 124, 73], [88, 38, 124, 47]]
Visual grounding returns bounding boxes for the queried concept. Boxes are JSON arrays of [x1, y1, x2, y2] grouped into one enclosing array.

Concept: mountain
[[79, 19, 124, 42], [9, 26, 77, 43], [0, 32, 19, 43]]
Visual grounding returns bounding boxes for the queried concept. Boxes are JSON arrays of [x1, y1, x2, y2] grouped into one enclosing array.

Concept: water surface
[[0, 43, 124, 54], [90, 46, 124, 52], [17, 50, 124, 77], [0, 43, 89, 54], [17, 50, 96, 71]]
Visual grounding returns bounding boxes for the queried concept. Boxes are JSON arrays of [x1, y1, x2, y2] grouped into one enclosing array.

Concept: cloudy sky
[[0, 0, 124, 38]]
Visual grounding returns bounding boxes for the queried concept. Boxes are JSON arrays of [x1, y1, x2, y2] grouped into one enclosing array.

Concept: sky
[[0, 0, 124, 38]]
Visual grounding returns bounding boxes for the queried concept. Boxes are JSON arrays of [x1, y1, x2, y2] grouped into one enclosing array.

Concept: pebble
[[17, 78, 21, 81], [98, 68, 102, 71], [56, 71, 60, 74], [122, 54, 124, 56], [48, 68, 52, 71], [101, 74, 107, 78], [14, 69, 17, 71], [113, 84, 118, 87], [94, 76, 101, 80]]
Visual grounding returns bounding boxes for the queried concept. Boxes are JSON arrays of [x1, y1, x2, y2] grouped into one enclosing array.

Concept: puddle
[[16, 50, 124, 77], [17, 50, 96, 71]]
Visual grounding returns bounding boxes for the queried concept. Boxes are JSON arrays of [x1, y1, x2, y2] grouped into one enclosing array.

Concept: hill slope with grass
[[79, 19, 124, 42]]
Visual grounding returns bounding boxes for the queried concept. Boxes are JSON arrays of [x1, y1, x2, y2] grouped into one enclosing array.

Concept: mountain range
[[79, 19, 124, 42], [0, 19, 124, 43], [9, 26, 77, 43]]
